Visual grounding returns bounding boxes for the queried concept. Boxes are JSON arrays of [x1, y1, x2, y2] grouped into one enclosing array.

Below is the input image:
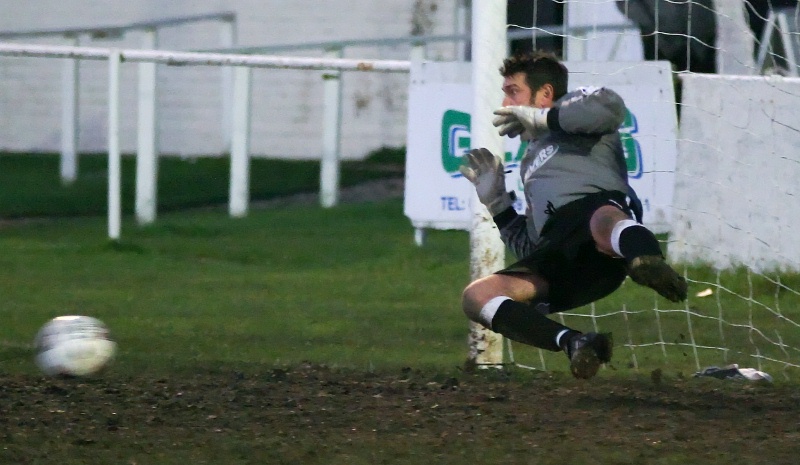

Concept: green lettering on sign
[[440, 109, 526, 175], [441, 110, 471, 174], [510, 141, 527, 163], [619, 108, 643, 179]]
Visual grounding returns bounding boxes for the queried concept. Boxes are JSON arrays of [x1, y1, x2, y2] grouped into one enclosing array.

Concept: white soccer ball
[[34, 315, 117, 377]]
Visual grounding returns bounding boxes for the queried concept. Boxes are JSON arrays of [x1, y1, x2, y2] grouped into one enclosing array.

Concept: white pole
[[410, 43, 426, 63], [60, 35, 80, 185], [715, 0, 756, 75], [467, 0, 507, 367], [777, 14, 798, 76], [320, 47, 343, 208], [410, 45, 427, 247], [414, 228, 426, 247], [135, 28, 159, 225], [0, 43, 411, 72], [229, 66, 251, 217], [107, 50, 122, 240], [454, 0, 469, 60], [563, 3, 573, 61], [220, 18, 237, 151]]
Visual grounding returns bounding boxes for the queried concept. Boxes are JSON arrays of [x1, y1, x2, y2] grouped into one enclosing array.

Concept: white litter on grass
[[696, 288, 713, 297], [693, 364, 773, 382]]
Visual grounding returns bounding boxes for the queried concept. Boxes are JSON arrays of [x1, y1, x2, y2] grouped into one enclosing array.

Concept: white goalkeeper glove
[[492, 106, 550, 140], [458, 148, 514, 216]]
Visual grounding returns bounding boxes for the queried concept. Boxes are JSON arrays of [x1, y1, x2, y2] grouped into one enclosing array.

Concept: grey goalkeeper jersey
[[500, 86, 631, 258]]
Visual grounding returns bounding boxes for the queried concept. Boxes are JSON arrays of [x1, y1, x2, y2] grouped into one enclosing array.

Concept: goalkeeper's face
[[502, 72, 553, 109], [502, 72, 533, 107]]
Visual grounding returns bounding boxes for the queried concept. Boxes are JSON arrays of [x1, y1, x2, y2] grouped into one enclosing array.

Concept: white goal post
[[0, 42, 410, 240], [466, 1, 507, 368]]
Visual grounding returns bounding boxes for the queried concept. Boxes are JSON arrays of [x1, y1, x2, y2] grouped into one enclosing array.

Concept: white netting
[[493, 0, 800, 379], [506, 266, 800, 380]]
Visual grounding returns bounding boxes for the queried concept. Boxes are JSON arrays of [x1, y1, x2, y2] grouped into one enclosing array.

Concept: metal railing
[[0, 12, 237, 186], [0, 42, 410, 240], [755, 7, 800, 76]]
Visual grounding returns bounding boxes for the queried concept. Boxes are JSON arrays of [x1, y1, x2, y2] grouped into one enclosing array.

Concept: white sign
[[403, 60, 678, 233]]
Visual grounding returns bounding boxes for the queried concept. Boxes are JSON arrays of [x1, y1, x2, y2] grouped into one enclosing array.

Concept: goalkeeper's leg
[[592, 205, 688, 302], [462, 273, 610, 379]]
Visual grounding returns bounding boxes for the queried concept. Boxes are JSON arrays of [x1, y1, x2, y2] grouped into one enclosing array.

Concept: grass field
[[0, 149, 404, 217], [2, 152, 797, 379], [2, 152, 800, 464], [0, 199, 473, 376]]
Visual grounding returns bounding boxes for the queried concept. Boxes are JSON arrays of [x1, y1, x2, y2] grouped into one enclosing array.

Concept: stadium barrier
[[0, 12, 237, 190], [0, 42, 411, 239]]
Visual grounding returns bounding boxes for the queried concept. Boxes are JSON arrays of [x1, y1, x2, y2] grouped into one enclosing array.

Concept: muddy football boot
[[566, 332, 613, 380], [628, 255, 688, 302]]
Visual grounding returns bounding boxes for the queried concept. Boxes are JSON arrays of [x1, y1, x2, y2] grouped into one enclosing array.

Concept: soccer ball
[[34, 315, 117, 377]]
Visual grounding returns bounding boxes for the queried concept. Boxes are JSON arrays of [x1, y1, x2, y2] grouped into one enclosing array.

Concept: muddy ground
[[2, 364, 799, 465]]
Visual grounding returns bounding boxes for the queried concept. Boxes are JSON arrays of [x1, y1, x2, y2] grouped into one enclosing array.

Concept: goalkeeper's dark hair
[[500, 51, 568, 100]]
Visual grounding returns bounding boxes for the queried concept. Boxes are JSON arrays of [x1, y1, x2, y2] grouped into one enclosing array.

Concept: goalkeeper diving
[[460, 51, 687, 379]]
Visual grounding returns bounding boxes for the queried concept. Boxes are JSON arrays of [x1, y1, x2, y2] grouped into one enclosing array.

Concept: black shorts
[[497, 190, 632, 314]]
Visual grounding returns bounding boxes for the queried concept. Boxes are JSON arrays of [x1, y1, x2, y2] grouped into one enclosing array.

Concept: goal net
[[466, 0, 800, 380]]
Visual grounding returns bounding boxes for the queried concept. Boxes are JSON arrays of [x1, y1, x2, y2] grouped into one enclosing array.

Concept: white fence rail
[[0, 12, 238, 187], [0, 43, 412, 70], [0, 42, 410, 240]]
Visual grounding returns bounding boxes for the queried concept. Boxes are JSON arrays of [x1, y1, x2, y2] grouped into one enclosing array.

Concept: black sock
[[491, 299, 580, 352], [618, 225, 663, 264]]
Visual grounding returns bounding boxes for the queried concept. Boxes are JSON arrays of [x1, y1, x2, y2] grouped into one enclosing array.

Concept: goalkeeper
[[460, 51, 687, 379]]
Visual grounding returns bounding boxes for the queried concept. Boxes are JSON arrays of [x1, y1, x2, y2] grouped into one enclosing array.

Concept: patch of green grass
[[0, 149, 404, 218], [1, 149, 799, 381], [0, 200, 473, 376], [0, 197, 799, 382]]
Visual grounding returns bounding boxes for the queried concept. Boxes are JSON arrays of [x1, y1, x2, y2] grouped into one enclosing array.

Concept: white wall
[[0, 0, 459, 159], [670, 74, 800, 272], [565, 0, 643, 61]]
